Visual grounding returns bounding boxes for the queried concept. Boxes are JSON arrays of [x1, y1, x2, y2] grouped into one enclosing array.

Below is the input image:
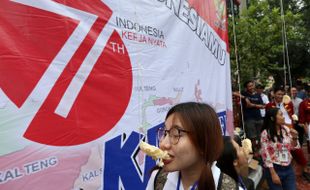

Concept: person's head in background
[[306, 85, 310, 98], [243, 80, 255, 94], [295, 80, 309, 99], [261, 107, 284, 142], [160, 102, 223, 190], [296, 79, 303, 91], [290, 86, 298, 99], [216, 136, 248, 183], [273, 86, 285, 104], [284, 85, 290, 94], [268, 89, 275, 102], [256, 84, 265, 95]]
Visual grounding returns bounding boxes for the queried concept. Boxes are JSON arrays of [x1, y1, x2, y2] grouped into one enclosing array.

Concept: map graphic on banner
[[0, 0, 233, 189]]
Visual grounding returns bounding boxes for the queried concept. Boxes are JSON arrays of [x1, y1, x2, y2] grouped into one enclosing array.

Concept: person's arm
[[245, 98, 265, 109], [233, 91, 245, 99], [260, 131, 281, 185], [288, 127, 300, 149], [255, 94, 265, 109], [269, 168, 281, 185]]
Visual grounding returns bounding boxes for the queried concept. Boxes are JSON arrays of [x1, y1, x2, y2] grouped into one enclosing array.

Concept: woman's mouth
[[163, 159, 172, 165], [163, 155, 173, 165]]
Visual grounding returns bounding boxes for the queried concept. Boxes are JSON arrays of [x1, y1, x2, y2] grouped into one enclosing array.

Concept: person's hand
[[271, 173, 282, 185], [258, 104, 265, 109]]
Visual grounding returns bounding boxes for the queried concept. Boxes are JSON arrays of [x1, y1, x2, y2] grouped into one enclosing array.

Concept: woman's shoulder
[[146, 169, 159, 190], [218, 172, 239, 190], [146, 168, 169, 190]]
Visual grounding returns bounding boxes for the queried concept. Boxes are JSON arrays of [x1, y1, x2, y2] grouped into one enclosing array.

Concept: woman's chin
[[162, 163, 176, 172], [163, 167, 175, 172]]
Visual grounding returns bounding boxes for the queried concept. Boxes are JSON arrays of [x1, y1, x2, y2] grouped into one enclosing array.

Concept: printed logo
[[0, 0, 132, 146]]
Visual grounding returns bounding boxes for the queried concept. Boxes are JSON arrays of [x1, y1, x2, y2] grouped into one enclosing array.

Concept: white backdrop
[[0, 0, 233, 189]]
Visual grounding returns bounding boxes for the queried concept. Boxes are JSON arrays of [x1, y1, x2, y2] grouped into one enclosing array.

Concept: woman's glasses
[[157, 127, 189, 145]]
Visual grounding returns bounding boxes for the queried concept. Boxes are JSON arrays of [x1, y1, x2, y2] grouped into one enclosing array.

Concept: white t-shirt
[[291, 97, 302, 116], [260, 93, 269, 117]]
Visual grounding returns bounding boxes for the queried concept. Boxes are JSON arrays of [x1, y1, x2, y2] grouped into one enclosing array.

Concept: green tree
[[228, 0, 310, 87]]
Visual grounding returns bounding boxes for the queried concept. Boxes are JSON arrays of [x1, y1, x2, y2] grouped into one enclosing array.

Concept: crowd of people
[[233, 80, 310, 189], [144, 80, 309, 190]]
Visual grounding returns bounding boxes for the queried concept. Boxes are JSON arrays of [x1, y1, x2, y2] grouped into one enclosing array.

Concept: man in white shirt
[[291, 86, 303, 116]]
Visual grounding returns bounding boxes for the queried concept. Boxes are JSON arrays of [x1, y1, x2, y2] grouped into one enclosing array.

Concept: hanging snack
[[282, 95, 291, 104], [291, 114, 298, 121], [242, 138, 252, 156], [139, 141, 170, 167]]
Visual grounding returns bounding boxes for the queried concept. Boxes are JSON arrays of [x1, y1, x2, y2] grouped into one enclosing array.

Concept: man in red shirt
[[265, 87, 294, 127], [299, 87, 310, 129], [299, 87, 310, 153]]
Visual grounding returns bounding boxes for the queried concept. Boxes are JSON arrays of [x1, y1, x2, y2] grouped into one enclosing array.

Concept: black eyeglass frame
[[157, 127, 190, 145]]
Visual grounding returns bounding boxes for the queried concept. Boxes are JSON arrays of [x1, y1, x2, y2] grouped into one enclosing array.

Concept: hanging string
[[229, 0, 246, 138], [280, 0, 292, 91], [131, 5, 146, 143], [228, 0, 293, 138]]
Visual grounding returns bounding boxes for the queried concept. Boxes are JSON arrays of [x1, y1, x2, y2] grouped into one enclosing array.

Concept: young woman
[[146, 102, 236, 190], [266, 87, 309, 181], [217, 136, 250, 190], [260, 107, 299, 190]]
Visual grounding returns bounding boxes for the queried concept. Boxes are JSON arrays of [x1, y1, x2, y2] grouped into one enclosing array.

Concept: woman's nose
[[159, 135, 171, 149]]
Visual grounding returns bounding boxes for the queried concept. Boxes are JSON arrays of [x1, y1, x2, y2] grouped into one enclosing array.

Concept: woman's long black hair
[[216, 136, 238, 182], [261, 107, 283, 142]]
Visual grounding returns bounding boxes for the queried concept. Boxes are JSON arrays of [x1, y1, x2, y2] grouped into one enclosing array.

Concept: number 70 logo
[[0, 0, 132, 146]]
